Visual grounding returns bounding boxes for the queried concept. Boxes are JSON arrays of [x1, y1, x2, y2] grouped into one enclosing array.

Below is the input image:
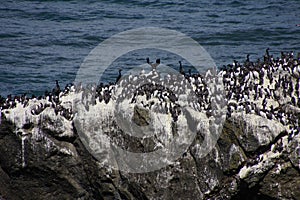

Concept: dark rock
[[1, 106, 299, 199], [288, 134, 300, 171], [260, 162, 300, 199], [132, 105, 151, 126]]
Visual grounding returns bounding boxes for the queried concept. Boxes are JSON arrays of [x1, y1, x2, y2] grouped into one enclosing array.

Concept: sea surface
[[1, 0, 300, 97]]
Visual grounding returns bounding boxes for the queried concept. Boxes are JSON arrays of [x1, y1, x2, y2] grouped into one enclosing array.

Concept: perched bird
[[179, 61, 185, 75], [266, 48, 270, 57], [264, 48, 270, 62], [246, 54, 250, 62], [147, 58, 160, 70], [53, 80, 61, 96], [146, 57, 151, 65], [116, 69, 122, 84]]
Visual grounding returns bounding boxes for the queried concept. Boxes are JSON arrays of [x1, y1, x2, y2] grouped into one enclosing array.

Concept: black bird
[[147, 58, 160, 70], [246, 54, 250, 62], [146, 57, 151, 65], [264, 48, 270, 62], [53, 80, 61, 96], [244, 54, 252, 67], [179, 61, 185, 75], [266, 48, 270, 57], [116, 69, 122, 83], [152, 59, 160, 70]]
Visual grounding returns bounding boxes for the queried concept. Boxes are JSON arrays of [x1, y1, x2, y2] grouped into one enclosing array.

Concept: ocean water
[[0, 0, 300, 97]]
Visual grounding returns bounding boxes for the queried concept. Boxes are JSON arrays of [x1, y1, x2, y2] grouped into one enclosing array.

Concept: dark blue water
[[1, 0, 300, 97]]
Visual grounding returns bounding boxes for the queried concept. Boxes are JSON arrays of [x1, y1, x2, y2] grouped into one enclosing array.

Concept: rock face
[[1, 50, 300, 199], [228, 113, 286, 153], [0, 102, 299, 200]]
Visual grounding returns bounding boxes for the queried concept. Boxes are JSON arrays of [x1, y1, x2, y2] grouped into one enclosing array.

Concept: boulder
[[229, 113, 286, 153]]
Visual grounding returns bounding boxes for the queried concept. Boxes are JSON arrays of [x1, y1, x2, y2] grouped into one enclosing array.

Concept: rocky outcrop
[[0, 100, 299, 200], [1, 50, 300, 199]]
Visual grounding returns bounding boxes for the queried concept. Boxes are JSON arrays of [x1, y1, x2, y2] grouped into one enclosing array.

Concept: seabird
[[179, 61, 185, 75], [265, 48, 270, 58], [244, 54, 251, 67], [116, 69, 122, 84], [246, 54, 250, 62], [53, 80, 61, 96], [152, 59, 160, 70], [146, 58, 160, 70], [146, 57, 151, 65]]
